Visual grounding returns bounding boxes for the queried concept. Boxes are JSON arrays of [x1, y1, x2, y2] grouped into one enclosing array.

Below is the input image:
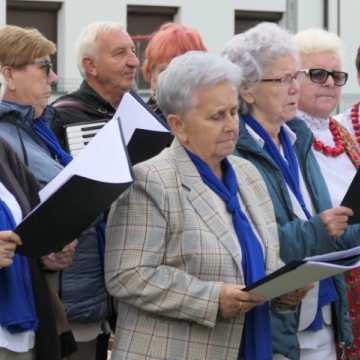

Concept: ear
[[1, 66, 16, 91], [167, 114, 188, 144], [357, 72, 360, 87], [82, 57, 97, 77], [239, 85, 255, 105]]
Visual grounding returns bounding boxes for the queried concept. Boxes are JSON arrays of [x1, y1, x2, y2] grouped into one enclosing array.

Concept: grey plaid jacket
[[105, 139, 282, 360]]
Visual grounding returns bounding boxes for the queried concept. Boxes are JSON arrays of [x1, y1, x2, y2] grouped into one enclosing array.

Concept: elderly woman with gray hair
[[222, 22, 360, 359], [105, 51, 307, 360]]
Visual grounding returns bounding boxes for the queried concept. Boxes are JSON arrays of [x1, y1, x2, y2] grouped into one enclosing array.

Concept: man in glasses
[[295, 28, 360, 360]]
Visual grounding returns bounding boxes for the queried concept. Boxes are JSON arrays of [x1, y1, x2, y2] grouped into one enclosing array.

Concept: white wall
[[233, 0, 286, 12], [339, 0, 360, 110], [57, 0, 126, 90], [176, 1, 233, 54], [0, 0, 6, 25], [296, 1, 323, 30]]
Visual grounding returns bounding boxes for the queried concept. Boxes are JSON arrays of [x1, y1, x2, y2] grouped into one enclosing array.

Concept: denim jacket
[[235, 116, 355, 359]]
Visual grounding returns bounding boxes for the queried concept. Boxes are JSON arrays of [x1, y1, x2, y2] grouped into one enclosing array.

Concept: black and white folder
[[64, 91, 173, 162], [341, 169, 360, 224], [244, 246, 360, 300], [116, 91, 173, 164], [15, 118, 133, 257], [15, 92, 173, 257]]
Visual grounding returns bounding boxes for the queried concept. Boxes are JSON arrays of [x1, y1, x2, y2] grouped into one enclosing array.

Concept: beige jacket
[[105, 140, 282, 360]]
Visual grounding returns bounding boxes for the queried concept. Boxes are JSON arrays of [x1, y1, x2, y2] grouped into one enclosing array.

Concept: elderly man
[[295, 28, 360, 360], [52, 21, 139, 149]]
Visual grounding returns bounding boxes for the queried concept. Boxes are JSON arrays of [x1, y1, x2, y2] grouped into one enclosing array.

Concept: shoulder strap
[[54, 98, 113, 119]]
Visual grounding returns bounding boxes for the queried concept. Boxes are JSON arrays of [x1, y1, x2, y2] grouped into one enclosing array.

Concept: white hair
[[156, 51, 243, 117], [222, 22, 298, 85], [294, 28, 343, 60], [75, 21, 124, 78]]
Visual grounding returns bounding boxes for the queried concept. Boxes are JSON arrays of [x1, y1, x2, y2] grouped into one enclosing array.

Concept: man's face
[[88, 29, 140, 96], [298, 51, 342, 118]]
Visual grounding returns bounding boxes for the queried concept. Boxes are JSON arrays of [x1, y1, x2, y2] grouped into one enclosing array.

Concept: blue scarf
[[187, 150, 272, 360], [33, 117, 72, 166], [243, 113, 336, 331], [0, 199, 38, 333]]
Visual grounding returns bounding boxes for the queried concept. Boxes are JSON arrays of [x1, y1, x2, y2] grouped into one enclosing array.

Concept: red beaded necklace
[[351, 101, 360, 145], [312, 117, 345, 156]]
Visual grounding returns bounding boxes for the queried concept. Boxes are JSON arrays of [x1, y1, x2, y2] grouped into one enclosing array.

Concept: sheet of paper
[[305, 245, 360, 262], [249, 258, 360, 299], [247, 245, 360, 299], [39, 118, 132, 202], [117, 92, 169, 144]]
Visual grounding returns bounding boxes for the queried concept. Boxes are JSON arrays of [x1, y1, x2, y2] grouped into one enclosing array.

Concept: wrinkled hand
[[41, 240, 77, 271], [219, 284, 266, 319], [319, 206, 353, 238], [0, 231, 22, 269], [272, 284, 314, 311]]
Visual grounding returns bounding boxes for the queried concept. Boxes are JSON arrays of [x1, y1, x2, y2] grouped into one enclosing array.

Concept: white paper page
[[250, 258, 360, 300], [39, 118, 132, 202], [117, 92, 169, 144], [305, 245, 360, 262]]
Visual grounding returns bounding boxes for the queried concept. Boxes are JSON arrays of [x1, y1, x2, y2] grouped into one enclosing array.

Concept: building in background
[[0, 0, 358, 109]]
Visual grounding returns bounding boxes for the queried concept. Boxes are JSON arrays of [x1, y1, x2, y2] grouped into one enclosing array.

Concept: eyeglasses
[[260, 70, 306, 85], [303, 68, 348, 87], [32, 58, 53, 77]]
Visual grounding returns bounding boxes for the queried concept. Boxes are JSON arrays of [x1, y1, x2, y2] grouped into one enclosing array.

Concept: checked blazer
[[105, 139, 282, 360]]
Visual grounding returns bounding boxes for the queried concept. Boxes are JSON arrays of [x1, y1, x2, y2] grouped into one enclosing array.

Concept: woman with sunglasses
[[223, 22, 360, 360], [0, 25, 114, 360], [295, 28, 360, 360], [0, 25, 79, 360]]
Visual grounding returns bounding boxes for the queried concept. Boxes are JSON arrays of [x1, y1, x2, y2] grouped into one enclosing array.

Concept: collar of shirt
[[297, 110, 328, 131], [245, 122, 297, 148]]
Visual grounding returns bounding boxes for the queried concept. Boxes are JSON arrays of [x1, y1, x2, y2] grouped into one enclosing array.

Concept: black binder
[[14, 92, 173, 257], [243, 246, 360, 299], [341, 169, 360, 224], [15, 176, 132, 257]]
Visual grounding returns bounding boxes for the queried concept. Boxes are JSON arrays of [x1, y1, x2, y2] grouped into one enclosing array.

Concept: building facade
[[0, 0, 359, 109]]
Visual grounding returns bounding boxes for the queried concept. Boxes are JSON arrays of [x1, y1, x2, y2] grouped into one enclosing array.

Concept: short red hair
[[142, 23, 207, 82]]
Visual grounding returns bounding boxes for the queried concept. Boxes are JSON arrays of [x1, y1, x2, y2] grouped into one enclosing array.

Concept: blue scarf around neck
[[187, 149, 272, 360], [0, 198, 38, 333], [33, 117, 72, 166], [243, 113, 336, 331]]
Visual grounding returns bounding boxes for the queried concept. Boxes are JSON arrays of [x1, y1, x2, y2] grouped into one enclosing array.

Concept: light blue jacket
[[0, 100, 112, 323], [235, 116, 357, 359]]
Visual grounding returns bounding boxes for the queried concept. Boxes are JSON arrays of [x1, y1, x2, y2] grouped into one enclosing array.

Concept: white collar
[[297, 110, 329, 131], [245, 122, 297, 148]]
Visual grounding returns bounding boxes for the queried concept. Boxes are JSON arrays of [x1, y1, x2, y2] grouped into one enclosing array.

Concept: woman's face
[[169, 81, 239, 171], [298, 51, 342, 119], [244, 55, 300, 126], [8, 56, 58, 117]]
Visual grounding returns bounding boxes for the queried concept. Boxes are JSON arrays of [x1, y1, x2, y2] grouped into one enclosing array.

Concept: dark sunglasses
[[303, 68, 348, 87], [32, 58, 53, 77]]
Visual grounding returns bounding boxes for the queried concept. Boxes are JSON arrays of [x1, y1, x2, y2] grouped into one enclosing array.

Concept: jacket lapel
[[168, 140, 243, 273]]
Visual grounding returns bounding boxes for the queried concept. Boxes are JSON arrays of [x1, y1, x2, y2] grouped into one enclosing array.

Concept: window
[[127, 5, 177, 91], [234, 10, 283, 34], [6, 0, 61, 73]]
